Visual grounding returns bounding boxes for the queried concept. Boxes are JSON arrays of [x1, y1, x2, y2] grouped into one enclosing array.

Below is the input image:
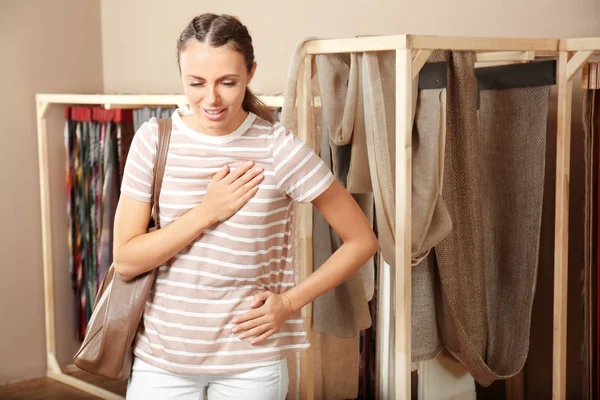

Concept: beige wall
[[2, 0, 600, 395], [0, 0, 103, 384], [101, 0, 600, 95]]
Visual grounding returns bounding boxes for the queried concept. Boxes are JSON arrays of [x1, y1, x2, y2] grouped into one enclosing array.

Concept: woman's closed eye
[[188, 81, 237, 87]]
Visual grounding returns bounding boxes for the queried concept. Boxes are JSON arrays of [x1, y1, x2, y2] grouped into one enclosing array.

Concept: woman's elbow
[[365, 231, 379, 258], [113, 247, 135, 281], [113, 262, 135, 282]]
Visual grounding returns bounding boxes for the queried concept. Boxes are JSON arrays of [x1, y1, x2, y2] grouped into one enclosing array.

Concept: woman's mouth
[[203, 108, 226, 121]]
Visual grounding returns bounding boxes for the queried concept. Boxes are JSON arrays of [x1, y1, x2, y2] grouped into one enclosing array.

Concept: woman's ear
[[248, 62, 257, 83]]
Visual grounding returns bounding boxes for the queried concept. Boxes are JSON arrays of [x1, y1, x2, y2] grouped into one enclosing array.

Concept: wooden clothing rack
[[34, 34, 598, 400], [34, 93, 283, 400]]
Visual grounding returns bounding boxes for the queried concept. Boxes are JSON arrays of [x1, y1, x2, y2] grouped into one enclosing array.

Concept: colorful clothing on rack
[[64, 106, 134, 340]]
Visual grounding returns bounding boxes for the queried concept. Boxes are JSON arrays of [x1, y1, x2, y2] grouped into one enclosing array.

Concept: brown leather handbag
[[73, 118, 172, 380]]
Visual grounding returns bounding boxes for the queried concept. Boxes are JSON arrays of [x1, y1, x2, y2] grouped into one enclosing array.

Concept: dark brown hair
[[177, 13, 274, 123]]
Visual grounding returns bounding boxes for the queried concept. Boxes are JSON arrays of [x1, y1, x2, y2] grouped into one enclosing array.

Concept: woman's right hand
[[113, 160, 263, 281], [202, 161, 264, 223]]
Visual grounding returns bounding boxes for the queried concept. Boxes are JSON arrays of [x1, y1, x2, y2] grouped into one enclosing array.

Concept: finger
[[223, 161, 254, 184], [251, 328, 278, 345], [237, 186, 260, 209], [233, 184, 261, 210], [231, 166, 264, 191], [233, 315, 269, 335], [251, 291, 272, 308], [239, 324, 272, 340], [231, 307, 264, 325], [233, 173, 264, 198], [211, 165, 230, 182]]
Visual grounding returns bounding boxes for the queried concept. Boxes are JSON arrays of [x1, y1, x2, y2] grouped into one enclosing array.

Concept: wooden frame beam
[[48, 367, 124, 400], [305, 35, 559, 55], [407, 35, 558, 52], [560, 37, 600, 51], [476, 50, 535, 63], [553, 50, 572, 400], [306, 35, 408, 54], [412, 49, 433, 79], [566, 50, 594, 81], [506, 369, 525, 400], [35, 96, 57, 372], [552, 47, 591, 400], [35, 93, 284, 109], [395, 48, 413, 400]]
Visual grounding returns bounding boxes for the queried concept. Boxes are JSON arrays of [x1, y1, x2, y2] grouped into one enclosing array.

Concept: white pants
[[126, 357, 289, 400]]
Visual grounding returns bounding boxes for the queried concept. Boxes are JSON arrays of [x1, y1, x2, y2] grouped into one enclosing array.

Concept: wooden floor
[[0, 368, 127, 400]]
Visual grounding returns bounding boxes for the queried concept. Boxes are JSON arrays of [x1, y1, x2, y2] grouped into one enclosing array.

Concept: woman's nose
[[207, 87, 220, 105]]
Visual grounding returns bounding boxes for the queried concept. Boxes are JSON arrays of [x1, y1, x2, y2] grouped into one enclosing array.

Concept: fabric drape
[[432, 51, 549, 385], [360, 51, 453, 269], [360, 51, 452, 362]]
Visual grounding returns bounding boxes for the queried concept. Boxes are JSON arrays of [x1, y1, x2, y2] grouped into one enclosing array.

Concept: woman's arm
[[283, 180, 379, 311], [113, 161, 264, 281], [232, 180, 379, 343]]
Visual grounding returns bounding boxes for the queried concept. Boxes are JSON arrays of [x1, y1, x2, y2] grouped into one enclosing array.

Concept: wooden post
[[395, 48, 413, 400], [35, 98, 60, 375], [506, 369, 525, 400], [553, 50, 572, 400], [297, 54, 315, 400]]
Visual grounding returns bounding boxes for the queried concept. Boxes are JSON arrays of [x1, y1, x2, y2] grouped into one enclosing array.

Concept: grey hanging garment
[[315, 53, 375, 294], [432, 51, 550, 385], [308, 54, 372, 337], [311, 102, 373, 337], [411, 84, 452, 263], [412, 253, 443, 361]]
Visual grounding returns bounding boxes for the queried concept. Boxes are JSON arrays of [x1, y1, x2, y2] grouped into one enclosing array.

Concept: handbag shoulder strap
[[150, 118, 172, 228]]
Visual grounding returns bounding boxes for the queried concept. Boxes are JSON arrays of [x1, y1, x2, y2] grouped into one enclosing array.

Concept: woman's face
[[179, 40, 255, 135]]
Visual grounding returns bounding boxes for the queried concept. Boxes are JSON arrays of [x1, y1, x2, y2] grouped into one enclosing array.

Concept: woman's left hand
[[231, 291, 293, 345]]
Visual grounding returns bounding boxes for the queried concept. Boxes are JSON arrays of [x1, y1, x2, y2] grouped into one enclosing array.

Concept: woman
[[114, 12, 378, 400]]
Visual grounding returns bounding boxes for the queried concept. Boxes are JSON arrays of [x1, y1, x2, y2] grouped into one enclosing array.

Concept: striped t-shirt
[[120, 108, 335, 375]]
